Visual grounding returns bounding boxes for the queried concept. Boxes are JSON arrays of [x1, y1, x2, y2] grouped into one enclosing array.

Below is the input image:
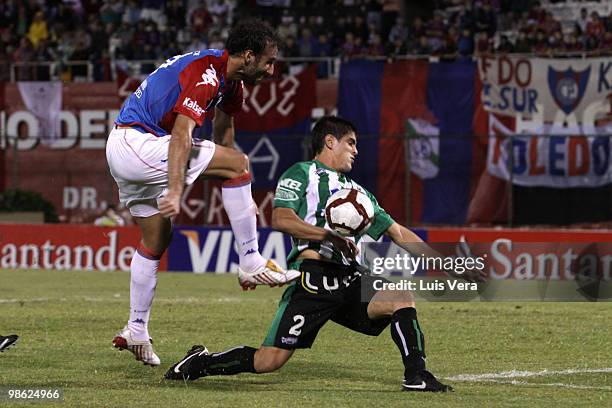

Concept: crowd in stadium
[[1, 0, 611, 81]]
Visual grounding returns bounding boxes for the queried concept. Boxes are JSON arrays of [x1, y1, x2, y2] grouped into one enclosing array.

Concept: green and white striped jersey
[[273, 160, 394, 269]]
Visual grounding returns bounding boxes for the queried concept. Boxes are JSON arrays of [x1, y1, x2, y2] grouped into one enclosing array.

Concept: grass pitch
[[0, 269, 610, 407]]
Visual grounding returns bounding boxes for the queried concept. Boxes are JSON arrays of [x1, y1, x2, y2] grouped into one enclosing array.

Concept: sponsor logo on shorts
[[281, 336, 298, 345], [183, 97, 205, 116]]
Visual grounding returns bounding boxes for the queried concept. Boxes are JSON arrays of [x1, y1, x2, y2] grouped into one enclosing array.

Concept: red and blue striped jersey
[[116, 49, 243, 136]]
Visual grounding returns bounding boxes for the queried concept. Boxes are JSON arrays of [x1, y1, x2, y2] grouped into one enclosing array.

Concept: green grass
[[0, 269, 610, 407]]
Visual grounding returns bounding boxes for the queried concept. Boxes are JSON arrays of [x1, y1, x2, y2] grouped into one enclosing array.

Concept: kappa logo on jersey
[[196, 64, 219, 87], [182, 97, 205, 116]]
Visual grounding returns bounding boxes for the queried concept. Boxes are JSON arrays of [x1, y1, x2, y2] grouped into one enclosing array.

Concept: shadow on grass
[[157, 359, 388, 392]]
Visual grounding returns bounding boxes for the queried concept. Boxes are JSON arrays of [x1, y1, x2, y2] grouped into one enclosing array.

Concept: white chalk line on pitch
[[462, 379, 612, 391], [447, 368, 612, 391]]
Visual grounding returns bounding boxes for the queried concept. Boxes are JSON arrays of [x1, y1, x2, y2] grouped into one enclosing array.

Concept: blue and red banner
[[338, 59, 476, 225]]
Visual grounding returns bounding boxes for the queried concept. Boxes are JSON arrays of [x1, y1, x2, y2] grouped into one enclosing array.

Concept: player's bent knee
[[234, 153, 249, 174], [392, 300, 416, 311], [368, 290, 414, 316]]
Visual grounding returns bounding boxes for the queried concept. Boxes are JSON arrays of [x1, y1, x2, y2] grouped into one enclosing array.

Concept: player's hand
[[158, 191, 181, 218], [329, 233, 359, 261], [451, 237, 487, 283]]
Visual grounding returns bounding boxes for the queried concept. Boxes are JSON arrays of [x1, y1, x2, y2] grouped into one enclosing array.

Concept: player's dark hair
[[226, 18, 280, 56], [311, 116, 357, 155]]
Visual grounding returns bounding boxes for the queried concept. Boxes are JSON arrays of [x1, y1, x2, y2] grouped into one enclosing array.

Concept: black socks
[[189, 346, 258, 378], [390, 307, 426, 380]]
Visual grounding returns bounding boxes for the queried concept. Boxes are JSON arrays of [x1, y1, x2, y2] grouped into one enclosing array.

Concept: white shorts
[[106, 127, 216, 217]]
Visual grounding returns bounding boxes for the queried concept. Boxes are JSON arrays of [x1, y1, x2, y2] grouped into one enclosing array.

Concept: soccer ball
[[325, 188, 375, 236]]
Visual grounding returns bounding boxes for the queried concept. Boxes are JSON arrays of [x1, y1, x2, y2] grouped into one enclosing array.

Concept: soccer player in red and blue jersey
[[106, 19, 299, 366]]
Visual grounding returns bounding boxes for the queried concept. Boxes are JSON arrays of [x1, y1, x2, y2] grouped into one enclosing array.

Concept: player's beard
[[242, 70, 267, 86], [241, 60, 268, 85]]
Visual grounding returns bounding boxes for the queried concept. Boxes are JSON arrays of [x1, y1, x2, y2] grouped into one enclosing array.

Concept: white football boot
[[238, 260, 301, 289], [112, 326, 161, 366]]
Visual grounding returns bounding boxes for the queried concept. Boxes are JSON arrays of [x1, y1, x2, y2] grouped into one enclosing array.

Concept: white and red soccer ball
[[325, 188, 374, 236]]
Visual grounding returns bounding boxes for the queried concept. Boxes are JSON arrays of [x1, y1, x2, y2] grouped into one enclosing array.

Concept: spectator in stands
[[54, 2, 78, 31], [548, 30, 563, 52], [365, 32, 384, 57], [208, 31, 224, 49], [12, 37, 34, 81], [517, 11, 532, 35], [329, 15, 346, 52], [314, 33, 333, 57], [474, 1, 496, 38], [457, 2, 474, 32], [528, 1, 545, 24], [190, 1, 213, 34], [341, 31, 361, 58], [414, 35, 431, 55], [514, 31, 531, 53], [165, 0, 187, 29], [134, 43, 158, 73], [533, 30, 548, 53], [497, 10, 514, 33], [278, 11, 297, 41], [563, 32, 582, 52], [586, 11, 605, 44], [366, 0, 383, 31], [15, 4, 30, 38], [410, 16, 427, 40], [209, 0, 230, 26], [89, 18, 108, 58], [33, 38, 54, 80], [27, 10, 48, 48], [298, 27, 317, 57], [388, 16, 407, 44], [474, 31, 491, 55], [427, 12, 446, 53], [185, 34, 207, 53], [540, 11, 561, 36], [575, 7, 589, 36], [381, 0, 401, 42], [0, 1, 16, 29], [99, 0, 123, 25], [349, 15, 369, 45], [457, 28, 474, 56], [282, 35, 300, 58], [140, 0, 166, 29], [69, 28, 92, 79], [122, 0, 141, 26], [385, 36, 407, 57]]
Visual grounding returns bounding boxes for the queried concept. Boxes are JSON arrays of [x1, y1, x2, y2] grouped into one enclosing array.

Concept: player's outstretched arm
[[272, 207, 358, 260], [212, 108, 235, 148], [158, 114, 196, 218], [385, 222, 442, 257]]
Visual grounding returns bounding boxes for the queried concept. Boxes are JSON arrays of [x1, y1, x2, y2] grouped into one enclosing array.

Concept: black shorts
[[262, 259, 392, 349]]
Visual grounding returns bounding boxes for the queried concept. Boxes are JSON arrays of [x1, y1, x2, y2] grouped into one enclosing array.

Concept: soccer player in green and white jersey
[[166, 116, 481, 392]]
